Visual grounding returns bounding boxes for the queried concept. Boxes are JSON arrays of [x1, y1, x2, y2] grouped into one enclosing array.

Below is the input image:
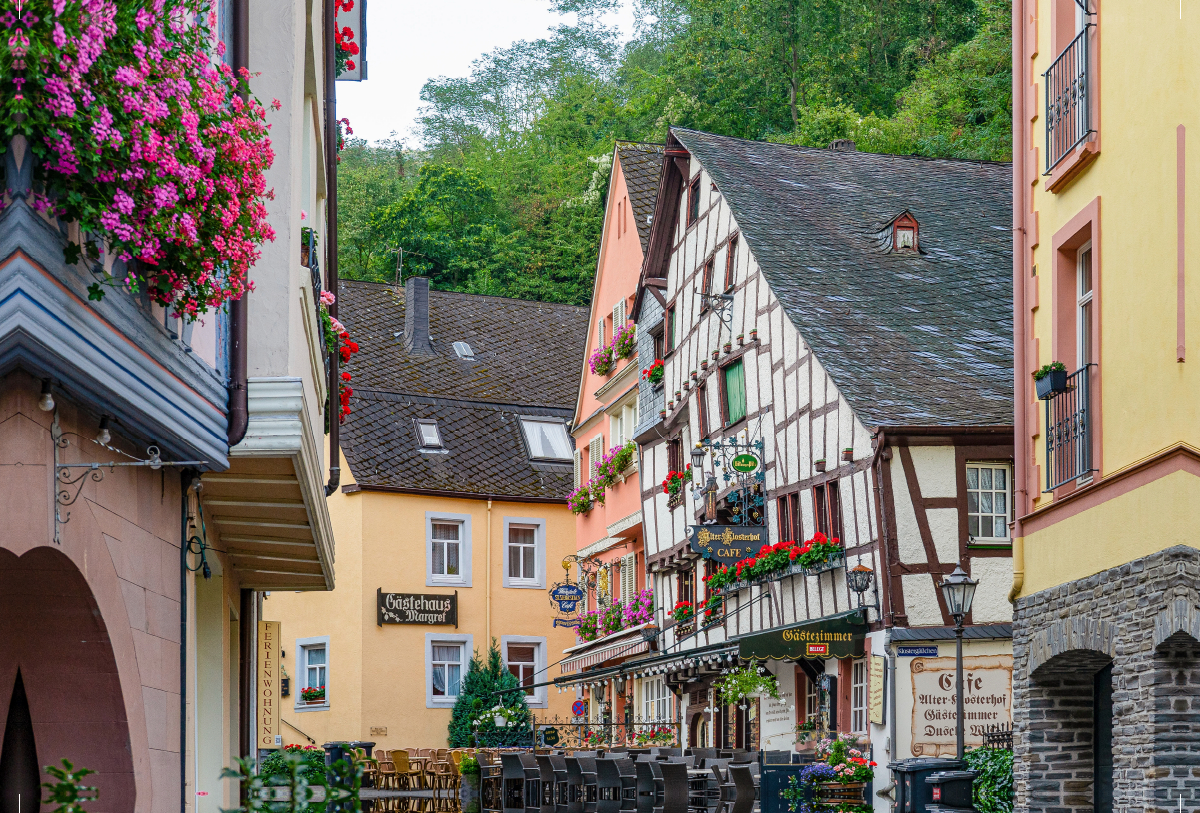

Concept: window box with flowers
[[594, 442, 637, 489], [572, 592, 655, 643], [14, 0, 277, 321], [642, 360, 665, 388], [299, 686, 326, 705], [703, 533, 845, 594], [671, 600, 694, 636], [590, 345, 615, 377], [633, 726, 677, 747], [662, 466, 692, 509], [783, 734, 876, 813], [1034, 361, 1069, 400]]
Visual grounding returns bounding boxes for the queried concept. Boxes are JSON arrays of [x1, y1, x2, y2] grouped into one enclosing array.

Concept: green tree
[[448, 640, 533, 747]]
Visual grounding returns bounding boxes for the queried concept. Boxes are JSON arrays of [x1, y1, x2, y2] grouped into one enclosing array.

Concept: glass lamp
[[939, 563, 978, 621]]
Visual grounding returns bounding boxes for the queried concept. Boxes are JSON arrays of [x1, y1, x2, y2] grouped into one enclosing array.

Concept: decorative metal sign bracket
[[696, 292, 735, 334], [52, 413, 208, 543]]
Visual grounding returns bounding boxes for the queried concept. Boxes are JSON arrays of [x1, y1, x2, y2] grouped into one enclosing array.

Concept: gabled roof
[[615, 142, 665, 252], [668, 128, 1013, 428], [337, 280, 589, 499]]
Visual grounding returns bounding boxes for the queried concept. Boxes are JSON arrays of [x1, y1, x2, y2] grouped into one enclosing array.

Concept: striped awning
[[559, 639, 651, 675]]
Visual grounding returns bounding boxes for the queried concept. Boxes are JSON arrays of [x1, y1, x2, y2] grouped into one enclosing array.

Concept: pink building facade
[[564, 144, 664, 730]]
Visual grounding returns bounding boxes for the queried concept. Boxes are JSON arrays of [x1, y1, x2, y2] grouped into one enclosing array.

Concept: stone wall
[[1013, 545, 1200, 813]]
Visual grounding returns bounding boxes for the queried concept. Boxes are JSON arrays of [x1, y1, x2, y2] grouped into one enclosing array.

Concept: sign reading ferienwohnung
[[909, 654, 1012, 756], [258, 621, 282, 750]]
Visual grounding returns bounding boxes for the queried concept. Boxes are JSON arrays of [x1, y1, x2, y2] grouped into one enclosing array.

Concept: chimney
[[404, 276, 434, 355], [828, 139, 856, 152]]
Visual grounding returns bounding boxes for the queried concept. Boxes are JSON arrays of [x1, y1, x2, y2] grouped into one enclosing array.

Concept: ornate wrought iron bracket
[[52, 413, 208, 543], [696, 292, 735, 333]]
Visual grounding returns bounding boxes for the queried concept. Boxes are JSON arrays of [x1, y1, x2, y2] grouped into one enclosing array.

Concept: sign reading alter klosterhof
[[909, 654, 1012, 756], [377, 589, 457, 627], [687, 525, 769, 564]]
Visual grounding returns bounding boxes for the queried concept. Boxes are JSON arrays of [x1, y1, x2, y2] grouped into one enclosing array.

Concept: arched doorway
[[0, 548, 134, 813]]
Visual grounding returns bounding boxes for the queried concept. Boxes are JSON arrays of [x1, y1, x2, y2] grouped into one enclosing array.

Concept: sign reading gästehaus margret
[[376, 588, 457, 627]]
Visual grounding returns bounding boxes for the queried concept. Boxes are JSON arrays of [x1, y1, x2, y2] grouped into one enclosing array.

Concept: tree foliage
[[337, 0, 1012, 305], [448, 640, 533, 748]]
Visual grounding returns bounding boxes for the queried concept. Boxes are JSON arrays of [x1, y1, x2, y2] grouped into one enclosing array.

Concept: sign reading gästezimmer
[[377, 588, 457, 627], [687, 525, 769, 564]]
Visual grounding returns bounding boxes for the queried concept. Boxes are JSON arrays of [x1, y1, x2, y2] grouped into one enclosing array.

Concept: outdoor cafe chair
[[537, 755, 558, 813], [391, 750, 424, 790], [635, 759, 662, 813], [655, 761, 689, 813], [725, 766, 756, 813], [575, 756, 599, 813], [549, 755, 571, 811], [595, 759, 637, 813], [563, 756, 586, 813]]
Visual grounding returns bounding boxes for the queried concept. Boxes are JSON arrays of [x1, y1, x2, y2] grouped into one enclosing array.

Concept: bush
[[963, 748, 1013, 813], [259, 744, 327, 787]]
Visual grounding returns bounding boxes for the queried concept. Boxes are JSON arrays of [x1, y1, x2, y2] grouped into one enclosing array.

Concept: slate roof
[[671, 128, 1014, 428], [615, 142, 665, 252], [337, 280, 590, 499]]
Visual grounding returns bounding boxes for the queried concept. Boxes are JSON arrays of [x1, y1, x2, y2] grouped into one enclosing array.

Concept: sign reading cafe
[[687, 525, 769, 564], [377, 589, 458, 627]]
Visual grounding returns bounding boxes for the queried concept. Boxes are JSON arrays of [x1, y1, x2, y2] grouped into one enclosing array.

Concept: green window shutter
[[724, 359, 746, 425]]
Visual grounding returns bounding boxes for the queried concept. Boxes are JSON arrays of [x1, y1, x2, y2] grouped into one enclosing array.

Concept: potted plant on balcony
[[814, 459, 827, 473], [701, 594, 724, 627], [300, 685, 325, 705], [797, 532, 845, 573], [1034, 362, 1069, 400], [567, 485, 594, 515], [671, 600, 694, 635], [590, 345, 615, 377], [662, 466, 692, 508], [613, 323, 637, 359], [642, 359, 665, 386], [841, 447, 854, 462]]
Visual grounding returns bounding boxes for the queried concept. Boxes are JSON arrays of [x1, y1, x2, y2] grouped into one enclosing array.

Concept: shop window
[[851, 659, 868, 732]]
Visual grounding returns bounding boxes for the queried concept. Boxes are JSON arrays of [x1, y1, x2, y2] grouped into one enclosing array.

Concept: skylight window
[[416, 419, 442, 449], [453, 341, 475, 360], [520, 418, 573, 462]]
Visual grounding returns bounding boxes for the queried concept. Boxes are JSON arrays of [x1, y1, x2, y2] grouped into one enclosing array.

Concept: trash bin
[[324, 741, 352, 788], [925, 770, 978, 812], [887, 758, 965, 813]]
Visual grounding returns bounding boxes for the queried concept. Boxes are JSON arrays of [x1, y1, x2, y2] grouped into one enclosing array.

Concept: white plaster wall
[[968, 557, 1015, 623], [890, 456, 928, 564], [909, 446, 958, 498], [901, 574, 943, 626], [927, 508, 961, 564]]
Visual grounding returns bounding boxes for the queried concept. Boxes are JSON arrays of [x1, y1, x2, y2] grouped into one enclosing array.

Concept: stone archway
[[0, 547, 134, 813]]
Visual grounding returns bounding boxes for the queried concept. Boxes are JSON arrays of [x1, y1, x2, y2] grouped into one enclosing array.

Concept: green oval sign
[[731, 454, 759, 473]]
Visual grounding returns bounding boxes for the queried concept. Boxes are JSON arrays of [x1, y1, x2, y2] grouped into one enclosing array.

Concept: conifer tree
[[448, 639, 533, 747]]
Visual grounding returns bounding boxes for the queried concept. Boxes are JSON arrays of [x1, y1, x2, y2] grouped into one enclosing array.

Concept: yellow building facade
[[1011, 3, 1200, 812], [265, 278, 591, 749]]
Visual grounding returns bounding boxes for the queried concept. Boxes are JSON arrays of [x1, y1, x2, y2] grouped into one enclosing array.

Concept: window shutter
[[622, 554, 637, 603], [589, 435, 604, 479], [573, 449, 582, 489], [597, 319, 605, 350], [612, 300, 626, 331]]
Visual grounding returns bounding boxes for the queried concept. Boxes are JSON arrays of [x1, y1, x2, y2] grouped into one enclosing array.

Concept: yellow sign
[[909, 655, 1012, 756], [258, 621, 282, 750], [869, 655, 885, 725]]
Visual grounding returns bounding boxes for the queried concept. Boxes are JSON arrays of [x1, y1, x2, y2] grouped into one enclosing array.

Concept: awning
[[738, 609, 868, 661], [560, 639, 651, 675]]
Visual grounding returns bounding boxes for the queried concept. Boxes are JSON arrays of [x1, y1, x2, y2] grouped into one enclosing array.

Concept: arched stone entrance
[[0, 547, 134, 813]]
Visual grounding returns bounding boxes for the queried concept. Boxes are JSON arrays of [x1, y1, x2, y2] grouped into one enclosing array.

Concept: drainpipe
[[1009, 0, 1027, 603], [323, 0, 341, 496], [486, 499, 493, 643], [226, 0, 250, 447], [180, 473, 193, 811]]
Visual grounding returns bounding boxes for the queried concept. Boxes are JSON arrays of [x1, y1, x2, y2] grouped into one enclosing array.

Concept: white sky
[[336, 1, 637, 146]]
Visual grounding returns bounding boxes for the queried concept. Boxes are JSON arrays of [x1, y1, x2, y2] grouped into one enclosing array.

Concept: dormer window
[[520, 417, 573, 462], [416, 419, 443, 449], [891, 212, 919, 252], [453, 341, 475, 360]]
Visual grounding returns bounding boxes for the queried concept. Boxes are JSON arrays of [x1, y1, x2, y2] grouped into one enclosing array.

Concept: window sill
[[1046, 140, 1099, 193], [428, 576, 468, 588], [967, 538, 1012, 550], [428, 697, 458, 709], [503, 580, 545, 590], [294, 702, 330, 713]]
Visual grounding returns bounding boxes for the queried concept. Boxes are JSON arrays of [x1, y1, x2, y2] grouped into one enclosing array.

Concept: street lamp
[[690, 442, 707, 471], [939, 563, 978, 759]]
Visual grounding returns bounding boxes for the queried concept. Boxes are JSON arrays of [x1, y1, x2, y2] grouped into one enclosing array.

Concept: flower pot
[[659, 409, 667, 419], [675, 390, 682, 400], [749, 329, 758, 341], [841, 448, 853, 461], [737, 335, 744, 346], [1035, 368, 1068, 400], [690, 371, 698, 381], [816, 782, 868, 804], [712, 350, 720, 361], [723, 343, 732, 353], [815, 459, 826, 472], [300, 243, 311, 267], [701, 361, 709, 370]]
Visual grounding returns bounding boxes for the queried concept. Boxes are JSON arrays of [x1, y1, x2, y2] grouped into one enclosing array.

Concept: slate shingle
[[672, 128, 1014, 428], [616, 142, 665, 252], [338, 281, 589, 499]]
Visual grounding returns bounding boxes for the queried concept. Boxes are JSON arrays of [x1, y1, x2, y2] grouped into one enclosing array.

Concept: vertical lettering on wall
[[258, 620, 282, 749]]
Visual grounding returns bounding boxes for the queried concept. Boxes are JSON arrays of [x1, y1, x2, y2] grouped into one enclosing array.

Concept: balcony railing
[[1045, 365, 1095, 491], [1044, 27, 1094, 172]]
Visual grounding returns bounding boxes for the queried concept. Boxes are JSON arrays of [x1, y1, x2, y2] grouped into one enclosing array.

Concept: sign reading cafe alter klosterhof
[[377, 589, 458, 627], [687, 525, 769, 564]]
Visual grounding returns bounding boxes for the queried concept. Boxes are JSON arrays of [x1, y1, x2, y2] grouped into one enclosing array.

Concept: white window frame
[[642, 676, 671, 721], [520, 417, 574, 463], [415, 418, 443, 449], [966, 462, 1012, 543], [1077, 241, 1093, 368], [851, 659, 869, 733], [427, 512, 472, 587], [502, 517, 546, 589], [500, 635, 548, 708], [805, 674, 820, 721], [294, 636, 330, 712], [425, 633, 473, 709]]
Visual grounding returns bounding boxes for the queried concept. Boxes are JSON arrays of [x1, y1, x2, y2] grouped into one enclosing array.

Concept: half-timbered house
[[567, 129, 1014, 792]]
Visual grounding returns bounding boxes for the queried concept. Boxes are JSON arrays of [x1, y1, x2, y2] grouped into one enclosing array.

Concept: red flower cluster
[[334, 0, 360, 74], [662, 465, 692, 496], [641, 359, 664, 385], [337, 330, 359, 423], [703, 532, 844, 591], [671, 600, 694, 623]]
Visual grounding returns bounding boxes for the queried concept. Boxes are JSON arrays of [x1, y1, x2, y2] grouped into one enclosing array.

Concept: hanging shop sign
[[738, 609, 867, 661], [542, 727, 561, 746], [687, 525, 769, 563], [258, 620, 282, 750], [731, 453, 760, 473], [909, 654, 1013, 757], [550, 583, 586, 614], [869, 654, 886, 725], [376, 589, 458, 627]]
